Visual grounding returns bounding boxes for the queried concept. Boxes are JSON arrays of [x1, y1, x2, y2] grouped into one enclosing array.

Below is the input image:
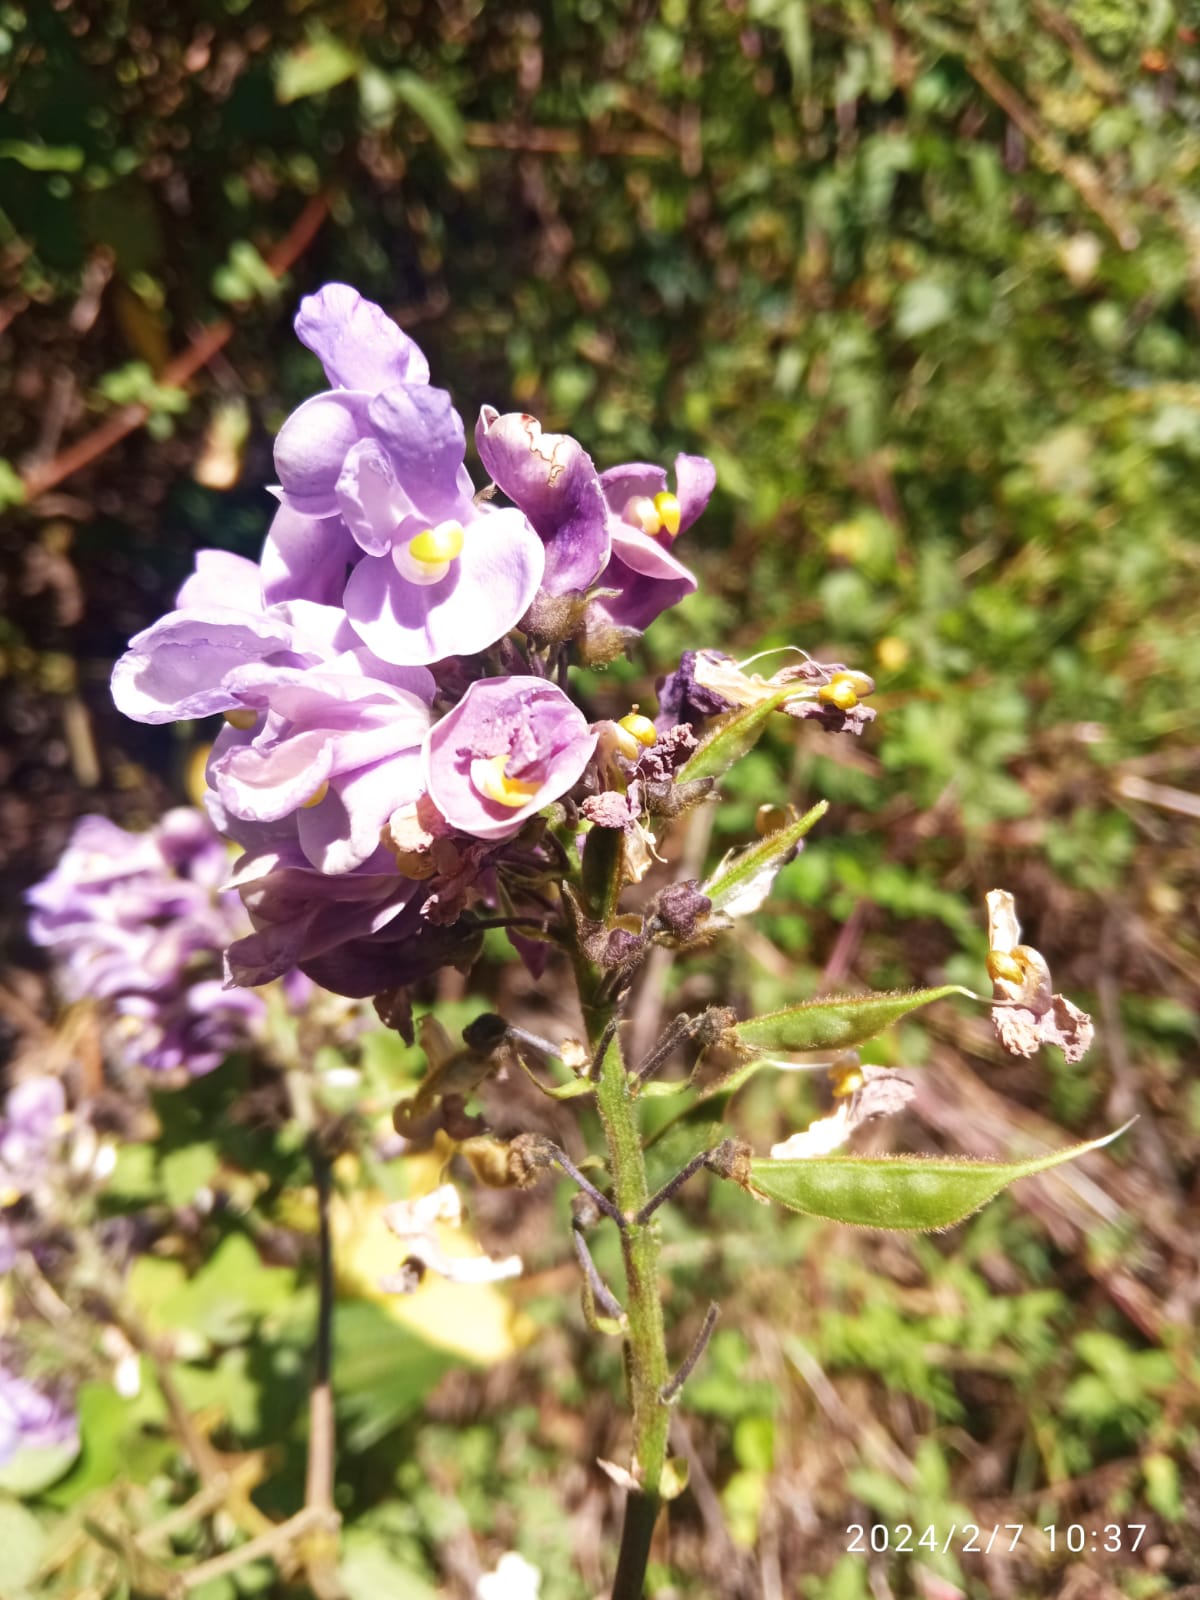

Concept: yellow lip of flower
[[986, 949, 1026, 986], [472, 754, 543, 809], [817, 669, 874, 712], [817, 677, 859, 711], [652, 490, 681, 538], [617, 708, 658, 747], [301, 780, 330, 809], [622, 495, 662, 537], [223, 707, 257, 731], [395, 520, 466, 586]]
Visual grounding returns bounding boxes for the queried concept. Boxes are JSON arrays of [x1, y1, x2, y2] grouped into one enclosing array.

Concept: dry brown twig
[[18, 194, 330, 505]]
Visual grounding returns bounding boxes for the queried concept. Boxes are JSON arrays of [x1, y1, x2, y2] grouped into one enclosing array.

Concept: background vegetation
[[3, 0, 1200, 1594]]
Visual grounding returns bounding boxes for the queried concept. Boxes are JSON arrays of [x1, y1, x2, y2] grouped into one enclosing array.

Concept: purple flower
[[266, 285, 545, 666], [222, 843, 422, 991], [0, 1365, 78, 1468], [588, 453, 716, 632], [475, 408, 610, 595], [27, 809, 267, 1078], [425, 676, 598, 842]]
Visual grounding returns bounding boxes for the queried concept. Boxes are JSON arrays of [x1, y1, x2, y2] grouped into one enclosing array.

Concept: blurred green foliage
[[4, 0, 1200, 1594]]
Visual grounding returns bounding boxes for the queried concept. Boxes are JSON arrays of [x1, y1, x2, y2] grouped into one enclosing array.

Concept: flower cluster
[[27, 809, 266, 1077], [109, 285, 725, 1000]]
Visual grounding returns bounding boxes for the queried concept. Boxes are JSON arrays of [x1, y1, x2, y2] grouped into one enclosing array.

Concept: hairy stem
[[591, 1022, 671, 1598]]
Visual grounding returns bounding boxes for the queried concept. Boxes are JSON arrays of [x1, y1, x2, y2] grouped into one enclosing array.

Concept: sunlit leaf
[[748, 1122, 1132, 1231], [730, 985, 972, 1055], [676, 687, 797, 784], [275, 30, 359, 103], [703, 801, 828, 916]]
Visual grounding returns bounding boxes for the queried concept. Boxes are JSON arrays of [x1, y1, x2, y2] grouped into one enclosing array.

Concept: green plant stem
[[592, 1022, 671, 1598]]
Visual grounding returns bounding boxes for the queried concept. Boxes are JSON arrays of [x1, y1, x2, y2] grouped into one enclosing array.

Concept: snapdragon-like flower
[[269, 285, 545, 666], [27, 810, 265, 1077], [425, 677, 598, 843], [0, 1364, 78, 1469], [588, 453, 716, 632], [109, 283, 718, 1002], [475, 408, 610, 595]]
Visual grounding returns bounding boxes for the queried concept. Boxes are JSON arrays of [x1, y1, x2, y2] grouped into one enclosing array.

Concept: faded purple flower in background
[[0, 1364, 78, 1468], [0, 1078, 66, 1202], [425, 677, 598, 843], [27, 810, 266, 1077]]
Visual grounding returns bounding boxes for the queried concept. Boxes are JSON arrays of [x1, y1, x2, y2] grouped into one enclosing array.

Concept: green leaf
[[0, 140, 83, 172], [275, 30, 359, 104], [748, 1123, 1132, 1231], [703, 801, 828, 916], [0, 460, 25, 509], [894, 279, 955, 338], [730, 985, 972, 1056], [391, 72, 467, 162], [0, 1438, 79, 1499], [160, 1143, 220, 1208], [676, 687, 797, 784], [0, 1498, 47, 1590]]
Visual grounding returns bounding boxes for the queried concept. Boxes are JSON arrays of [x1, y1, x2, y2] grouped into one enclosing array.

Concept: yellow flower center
[[223, 707, 258, 730], [617, 708, 658, 747], [473, 754, 542, 809], [986, 949, 1026, 986], [395, 520, 465, 586], [652, 490, 682, 538], [817, 670, 875, 712], [301, 780, 329, 809]]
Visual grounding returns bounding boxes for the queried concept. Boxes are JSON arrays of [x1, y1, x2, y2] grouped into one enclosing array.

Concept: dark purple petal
[[588, 529, 697, 632], [673, 453, 717, 533], [475, 407, 610, 593], [294, 283, 431, 392]]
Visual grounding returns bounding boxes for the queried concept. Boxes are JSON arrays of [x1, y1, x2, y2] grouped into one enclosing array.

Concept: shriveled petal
[[475, 407, 610, 593], [369, 385, 466, 517], [176, 550, 262, 611], [294, 283, 431, 392], [343, 506, 544, 666], [274, 390, 372, 518], [260, 502, 359, 607], [111, 607, 294, 724], [296, 749, 425, 873]]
